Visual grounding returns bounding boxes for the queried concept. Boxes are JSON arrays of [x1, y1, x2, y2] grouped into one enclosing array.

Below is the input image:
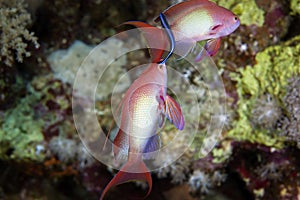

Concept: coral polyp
[[251, 94, 282, 130]]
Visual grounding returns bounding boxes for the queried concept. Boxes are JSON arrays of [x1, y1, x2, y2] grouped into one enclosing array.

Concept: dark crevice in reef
[[283, 16, 300, 41]]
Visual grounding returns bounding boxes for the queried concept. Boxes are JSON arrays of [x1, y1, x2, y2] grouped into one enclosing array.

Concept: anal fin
[[143, 134, 162, 160]]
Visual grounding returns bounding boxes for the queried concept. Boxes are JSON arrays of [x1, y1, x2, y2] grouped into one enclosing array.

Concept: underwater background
[[0, 0, 300, 199]]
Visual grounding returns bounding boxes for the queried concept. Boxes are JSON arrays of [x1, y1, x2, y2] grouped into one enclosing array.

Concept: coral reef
[[48, 137, 77, 163], [250, 94, 282, 130], [189, 170, 212, 194], [233, 35, 300, 98], [1, 0, 300, 199], [0, 74, 74, 162], [189, 169, 227, 195], [227, 142, 300, 200], [0, 0, 39, 66], [48, 136, 95, 168], [0, 93, 45, 162], [155, 150, 193, 184], [188, 155, 227, 196], [47, 39, 131, 100], [277, 76, 300, 147], [227, 35, 300, 148], [290, 0, 300, 15]]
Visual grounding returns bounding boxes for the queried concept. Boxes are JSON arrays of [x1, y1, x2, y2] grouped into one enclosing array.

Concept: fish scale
[[129, 84, 161, 152]]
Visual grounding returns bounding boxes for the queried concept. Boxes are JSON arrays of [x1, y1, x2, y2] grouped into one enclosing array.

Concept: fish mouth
[[224, 20, 240, 35], [232, 20, 241, 32]]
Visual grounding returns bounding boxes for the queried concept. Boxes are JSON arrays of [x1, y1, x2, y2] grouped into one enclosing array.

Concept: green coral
[[227, 35, 300, 148], [211, 0, 265, 27], [0, 75, 73, 162], [233, 35, 300, 98], [290, 0, 300, 15], [0, 93, 44, 162]]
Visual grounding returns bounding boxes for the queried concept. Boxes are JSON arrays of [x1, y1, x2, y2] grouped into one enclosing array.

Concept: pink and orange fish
[[125, 0, 240, 62], [100, 0, 240, 199], [99, 40, 184, 200]]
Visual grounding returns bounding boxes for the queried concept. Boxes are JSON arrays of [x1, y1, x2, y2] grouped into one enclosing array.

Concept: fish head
[[155, 63, 167, 93], [141, 63, 167, 86], [209, 8, 240, 37], [220, 13, 240, 35], [138, 63, 167, 108], [156, 63, 167, 77]]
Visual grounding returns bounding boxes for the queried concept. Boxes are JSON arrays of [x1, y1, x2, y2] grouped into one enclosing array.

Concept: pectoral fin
[[194, 38, 221, 62], [163, 95, 185, 130]]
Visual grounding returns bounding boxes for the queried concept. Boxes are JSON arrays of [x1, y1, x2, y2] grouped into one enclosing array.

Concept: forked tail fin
[[99, 158, 152, 200]]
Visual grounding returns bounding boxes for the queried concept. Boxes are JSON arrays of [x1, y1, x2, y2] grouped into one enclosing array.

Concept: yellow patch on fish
[[176, 11, 213, 38]]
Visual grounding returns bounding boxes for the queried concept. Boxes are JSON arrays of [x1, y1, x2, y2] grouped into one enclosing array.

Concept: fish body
[[100, 62, 184, 200], [161, 0, 240, 41], [125, 0, 240, 62], [160, 0, 240, 61], [114, 63, 167, 158]]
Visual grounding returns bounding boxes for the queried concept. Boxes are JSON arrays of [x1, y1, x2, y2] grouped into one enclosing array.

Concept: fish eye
[[234, 16, 238, 21]]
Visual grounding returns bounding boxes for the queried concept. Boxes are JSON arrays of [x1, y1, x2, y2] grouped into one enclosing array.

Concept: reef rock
[[47, 39, 131, 100]]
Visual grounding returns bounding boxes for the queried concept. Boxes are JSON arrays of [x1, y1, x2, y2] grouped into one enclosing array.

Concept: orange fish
[[125, 0, 240, 62], [99, 37, 184, 200]]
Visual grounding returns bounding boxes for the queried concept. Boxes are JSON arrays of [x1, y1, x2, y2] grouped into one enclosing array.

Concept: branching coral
[[188, 153, 227, 197], [155, 150, 193, 184], [188, 170, 212, 194], [0, 0, 39, 66], [48, 136, 95, 168], [188, 169, 226, 195]]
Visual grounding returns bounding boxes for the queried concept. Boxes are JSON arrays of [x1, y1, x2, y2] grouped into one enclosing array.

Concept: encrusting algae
[[227, 35, 300, 148], [211, 0, 265, 27]]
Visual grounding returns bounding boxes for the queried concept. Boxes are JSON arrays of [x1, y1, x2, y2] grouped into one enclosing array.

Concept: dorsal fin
[[155, 0, 212, 23], [121, 21, 167, 63]]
